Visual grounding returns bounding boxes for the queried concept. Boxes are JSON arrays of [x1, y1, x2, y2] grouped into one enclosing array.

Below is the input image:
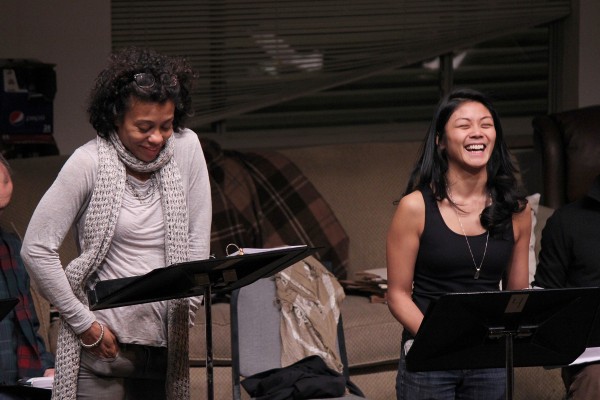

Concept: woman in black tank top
[[386, 88, 531, 400]]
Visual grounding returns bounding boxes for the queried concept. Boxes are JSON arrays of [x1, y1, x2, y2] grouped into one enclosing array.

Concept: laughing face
[[439, 100, 496, 173], [116, 97, 175, 163]]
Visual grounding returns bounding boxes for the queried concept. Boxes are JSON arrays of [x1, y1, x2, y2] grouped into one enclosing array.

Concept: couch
[[1, 138, 565, 400], [532, 104, 600, 208]]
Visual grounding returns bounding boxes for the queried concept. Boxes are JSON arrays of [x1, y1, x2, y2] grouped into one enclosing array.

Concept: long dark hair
[[404, 88, 526, 237], [87, 47, 195, 138]]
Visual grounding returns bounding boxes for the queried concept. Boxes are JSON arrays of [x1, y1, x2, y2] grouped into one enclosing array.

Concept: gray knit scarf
[[52, 132, 190, 400]]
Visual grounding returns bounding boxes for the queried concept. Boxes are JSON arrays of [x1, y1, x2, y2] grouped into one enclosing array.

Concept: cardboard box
[[0, 60, 56, 137]]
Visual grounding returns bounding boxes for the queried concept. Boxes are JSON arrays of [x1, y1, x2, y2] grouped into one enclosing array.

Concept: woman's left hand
[[93, 323, 119, 358], [80, 321, 119, 358]]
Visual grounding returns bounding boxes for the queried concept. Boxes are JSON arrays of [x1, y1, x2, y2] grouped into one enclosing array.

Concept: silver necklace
[[125, 173, 157, 204], [447, 188, 490, 279]]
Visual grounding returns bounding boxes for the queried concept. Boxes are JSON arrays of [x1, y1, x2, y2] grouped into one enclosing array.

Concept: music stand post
[[487, 325, 528, 399], [405, 288, 600, 400], [204, 284, 214, 400], [88, 245, 316, 400]]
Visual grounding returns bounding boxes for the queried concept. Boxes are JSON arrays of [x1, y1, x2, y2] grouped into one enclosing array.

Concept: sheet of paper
[[569, 347, 600, 366], [26, 376, 54, 389]]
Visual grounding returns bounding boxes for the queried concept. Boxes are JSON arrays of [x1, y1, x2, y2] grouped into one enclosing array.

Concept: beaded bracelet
[[80, 321, 104, 348]]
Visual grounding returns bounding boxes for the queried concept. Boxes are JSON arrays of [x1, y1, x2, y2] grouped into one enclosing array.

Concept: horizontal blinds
[[112, 0, 570, 128]]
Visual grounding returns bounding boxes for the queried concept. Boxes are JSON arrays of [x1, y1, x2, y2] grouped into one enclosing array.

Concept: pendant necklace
[[447, 188, 490, 279]]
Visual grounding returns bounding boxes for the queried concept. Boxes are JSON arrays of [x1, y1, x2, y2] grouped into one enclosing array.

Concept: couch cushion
[[341, 295, 401, 368], [526, 193, 540, 285], [189, 302, 232, 364]]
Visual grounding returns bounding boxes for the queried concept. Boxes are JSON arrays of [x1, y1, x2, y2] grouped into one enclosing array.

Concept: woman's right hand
[[79, 321, 119, 358]]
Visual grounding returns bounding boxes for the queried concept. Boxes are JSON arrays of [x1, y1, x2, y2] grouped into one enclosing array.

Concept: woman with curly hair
[[386, 88, 531, 400], [21, 47, 212, 399]]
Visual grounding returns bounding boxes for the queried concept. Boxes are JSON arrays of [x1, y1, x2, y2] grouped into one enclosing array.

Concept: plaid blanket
[[0, 229, 54, 382], [201, 139, 349, 279]]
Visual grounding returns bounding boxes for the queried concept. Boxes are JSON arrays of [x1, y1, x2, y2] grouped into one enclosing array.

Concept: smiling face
[[116, 97, 176, 162], [439, 100, 496, 173]]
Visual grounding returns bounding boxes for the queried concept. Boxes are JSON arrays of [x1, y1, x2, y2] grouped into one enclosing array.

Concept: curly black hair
[[87, 47, 195, 138]]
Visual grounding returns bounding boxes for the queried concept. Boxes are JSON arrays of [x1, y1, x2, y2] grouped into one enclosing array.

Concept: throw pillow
[[526, 193, 540, 286]]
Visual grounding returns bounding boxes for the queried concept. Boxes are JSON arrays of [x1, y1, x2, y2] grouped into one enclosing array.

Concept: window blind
[[112, 0, 570, 129]]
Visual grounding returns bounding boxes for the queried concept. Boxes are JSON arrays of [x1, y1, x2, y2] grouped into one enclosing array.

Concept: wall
[[576, 0, 600, 107], [0, 1, 597, 155], [560, 0, 600, 110], [0, 0, 110, 155]]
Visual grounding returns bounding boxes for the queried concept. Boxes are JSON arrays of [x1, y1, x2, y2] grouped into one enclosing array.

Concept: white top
[[21, 129, 212, 345]]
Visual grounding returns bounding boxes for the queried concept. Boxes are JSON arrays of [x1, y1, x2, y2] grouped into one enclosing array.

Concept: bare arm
[[386, 191, 426, 337], [505, 203, 532, 290]]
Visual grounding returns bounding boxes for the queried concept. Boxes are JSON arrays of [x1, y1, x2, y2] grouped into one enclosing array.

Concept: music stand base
[[205, 285, 214, 400]]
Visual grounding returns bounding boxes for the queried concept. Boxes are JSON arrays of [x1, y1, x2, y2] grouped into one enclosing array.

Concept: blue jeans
[[77, 343, 168, 400], [396, 345, 506, 400]]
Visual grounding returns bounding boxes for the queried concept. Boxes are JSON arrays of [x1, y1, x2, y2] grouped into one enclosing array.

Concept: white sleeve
[[21, 144, 98, 335], [176, 129, 212, 325], [178, 129, 212, 262]]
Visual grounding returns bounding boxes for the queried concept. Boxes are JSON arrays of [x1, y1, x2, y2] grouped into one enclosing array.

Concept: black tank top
[[406, 186, 514, 339]]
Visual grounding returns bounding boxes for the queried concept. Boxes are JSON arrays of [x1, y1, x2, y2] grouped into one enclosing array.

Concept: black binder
[[0, 297, 18, 321], [87, 245, 316, 311]]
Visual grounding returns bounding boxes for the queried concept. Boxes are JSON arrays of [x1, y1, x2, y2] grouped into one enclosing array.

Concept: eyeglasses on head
[[133, 72, 178, 89]]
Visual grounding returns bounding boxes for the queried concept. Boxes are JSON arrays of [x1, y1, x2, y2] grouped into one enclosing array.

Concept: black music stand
[[405, 288, 600, 400], [0, 297, 18, 321], [87, 245, 316, 400]]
